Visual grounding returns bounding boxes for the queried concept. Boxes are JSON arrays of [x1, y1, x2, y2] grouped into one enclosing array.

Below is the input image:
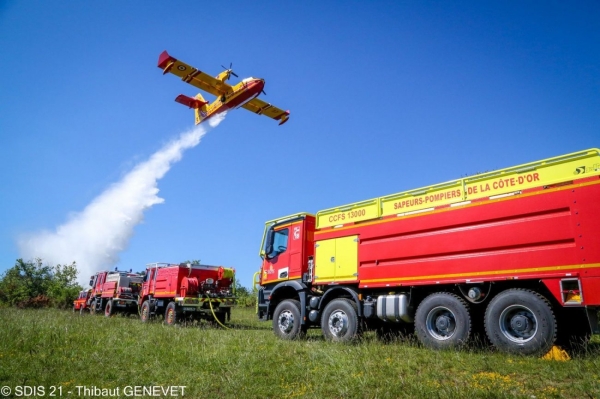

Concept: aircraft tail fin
[[174, 94, 209, 125]]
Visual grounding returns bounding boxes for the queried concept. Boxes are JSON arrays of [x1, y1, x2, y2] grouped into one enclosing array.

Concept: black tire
[[89, 300, 97, 315], [415, 293, 471, 350], [105, 300, 114, 317], [272, 299, 304, 340], [164, 302, 180, 326], [321, 298, 360, 342], [80, 306, 86, 315], [140, 301, 151, 323], [484, 289, 556, 356]]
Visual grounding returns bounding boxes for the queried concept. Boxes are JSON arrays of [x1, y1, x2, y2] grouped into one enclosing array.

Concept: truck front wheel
[[484, 289, 556, 355], [272, 299, 304, 340], [321, 298, 359, 342], [415, 293, 471, 350], [140, 301, 151, 323]]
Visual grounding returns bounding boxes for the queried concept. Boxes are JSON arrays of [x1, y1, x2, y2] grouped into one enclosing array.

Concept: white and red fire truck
[[87, 270, 143, 316]]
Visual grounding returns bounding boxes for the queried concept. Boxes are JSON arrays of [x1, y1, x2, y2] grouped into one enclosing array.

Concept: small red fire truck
[[86, 270, 143, 316], [139, 262, 236, 325], [73, 289, 91, 314], [256, 148, 600, 355]]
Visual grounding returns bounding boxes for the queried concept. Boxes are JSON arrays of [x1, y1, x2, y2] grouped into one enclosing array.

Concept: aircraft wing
[[242, 98, 290, 125], [158, 51, 233, 97]]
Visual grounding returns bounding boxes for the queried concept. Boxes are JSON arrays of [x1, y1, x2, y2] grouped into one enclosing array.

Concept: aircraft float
[[158, 51, 290, 126]]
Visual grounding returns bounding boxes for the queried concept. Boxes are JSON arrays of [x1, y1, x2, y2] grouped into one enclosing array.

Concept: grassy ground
[[0, 307, 599, 398]]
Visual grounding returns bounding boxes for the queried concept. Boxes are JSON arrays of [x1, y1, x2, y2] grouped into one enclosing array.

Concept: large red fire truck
[[139, 262, 236, 325], [256, 148, 600, 355], [87, 270, 143, 316]]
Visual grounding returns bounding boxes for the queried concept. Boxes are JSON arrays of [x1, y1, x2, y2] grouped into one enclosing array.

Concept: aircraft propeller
[[221, 63, 238, 78]]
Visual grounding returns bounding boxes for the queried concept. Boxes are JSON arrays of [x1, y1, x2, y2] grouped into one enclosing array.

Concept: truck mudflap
[[586, 306, 600, 334]]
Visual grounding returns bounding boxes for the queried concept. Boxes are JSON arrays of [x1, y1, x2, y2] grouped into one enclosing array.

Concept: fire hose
[[207, 297, 229, 329]]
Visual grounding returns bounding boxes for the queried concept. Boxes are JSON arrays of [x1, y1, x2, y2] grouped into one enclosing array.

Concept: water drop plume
[[19, 114, 226, 285]]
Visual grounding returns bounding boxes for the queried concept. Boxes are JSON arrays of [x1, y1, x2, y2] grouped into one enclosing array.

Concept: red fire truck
[[87, 270, 143, 316], [256, 148, 600, 355], [73, 289, 91, 314], [139, 262, 236, 325]]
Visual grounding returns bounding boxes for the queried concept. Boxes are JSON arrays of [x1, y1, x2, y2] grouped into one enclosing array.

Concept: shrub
[[0, 259, 82, 309]]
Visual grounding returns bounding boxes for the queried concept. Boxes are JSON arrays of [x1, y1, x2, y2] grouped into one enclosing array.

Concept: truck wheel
[[321, 298, 359, 342], [165, 302, 180, 326], [105, 300, 114, 317], [272, 299, 304, 340], [484, 289, 556, 356], [80, 306, 86, 315], [415, 293, 471, 350], [90, 301, 97, 315], [140, 301, 151, 323]]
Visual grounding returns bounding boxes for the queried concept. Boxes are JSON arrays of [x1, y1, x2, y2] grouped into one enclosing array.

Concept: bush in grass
[[234, 281, 257, 308], [0, 258, 82, 309]]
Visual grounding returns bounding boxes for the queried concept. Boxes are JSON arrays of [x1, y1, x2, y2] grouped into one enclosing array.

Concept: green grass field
[[0, 307, 599, 398]]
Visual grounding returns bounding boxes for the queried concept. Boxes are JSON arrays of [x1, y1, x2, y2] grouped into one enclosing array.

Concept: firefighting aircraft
[[157, 50, 290, 126]]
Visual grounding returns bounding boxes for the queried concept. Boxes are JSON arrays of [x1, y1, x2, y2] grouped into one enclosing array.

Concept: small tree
[[0, 258, 82, 308], [0, 258, 52, 306], [47, 262, 81, 309]]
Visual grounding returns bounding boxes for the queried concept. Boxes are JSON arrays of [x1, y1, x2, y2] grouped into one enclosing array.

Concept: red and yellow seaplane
[[157, 51, 290, 126]]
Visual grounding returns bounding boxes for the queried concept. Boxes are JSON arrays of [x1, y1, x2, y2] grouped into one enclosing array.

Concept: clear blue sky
[[1, 1, 598, 288]]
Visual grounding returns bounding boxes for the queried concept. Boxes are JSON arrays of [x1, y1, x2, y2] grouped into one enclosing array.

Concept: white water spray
[[19, 114, 226, 286]]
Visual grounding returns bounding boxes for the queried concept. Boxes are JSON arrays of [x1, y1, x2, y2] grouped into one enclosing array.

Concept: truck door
[[314, 235, 358, 283], [263, 227, 291, 283], [96, 273, 105, 294], [142, 267, 156, 296]]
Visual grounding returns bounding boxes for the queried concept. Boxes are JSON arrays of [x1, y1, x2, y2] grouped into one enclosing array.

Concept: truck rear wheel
[[415, 293, 471, 350], [321, 298, 359, 342], [484, 289, 556, 355], [105, 300, 114, 317], [165, 302, 180, 326], [140, 301, 151, 323], [272, 299, 304, 340]]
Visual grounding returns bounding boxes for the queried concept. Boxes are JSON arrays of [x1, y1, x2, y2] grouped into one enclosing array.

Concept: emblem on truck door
[[293, 226, 300, 240]]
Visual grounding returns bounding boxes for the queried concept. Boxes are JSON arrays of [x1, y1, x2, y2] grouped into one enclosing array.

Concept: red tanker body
[[86, 270, 143, 316], [256, 148, 600, 355], [139, 263, 235, 325]]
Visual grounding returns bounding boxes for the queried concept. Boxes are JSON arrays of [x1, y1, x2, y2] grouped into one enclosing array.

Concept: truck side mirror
[[264, 227, 274, 259]]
